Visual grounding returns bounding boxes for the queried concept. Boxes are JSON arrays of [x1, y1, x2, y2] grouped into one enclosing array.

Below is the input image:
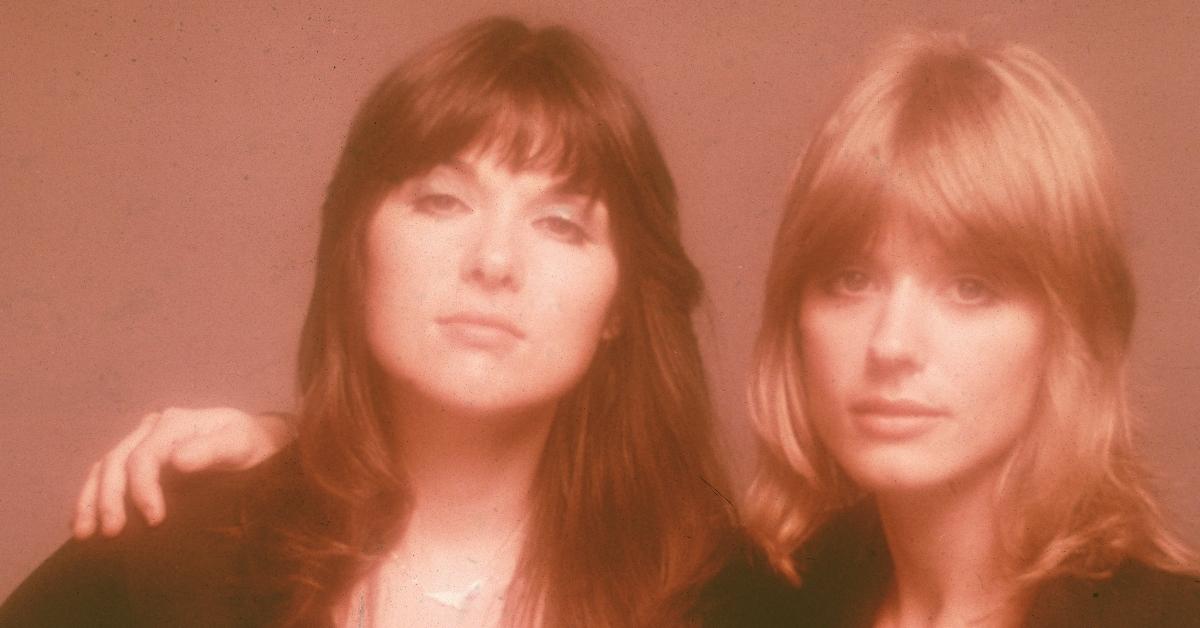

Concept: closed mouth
[[850, 397, 946, 418], [848, 397, 946, 439], [437, 312, 526, 340]]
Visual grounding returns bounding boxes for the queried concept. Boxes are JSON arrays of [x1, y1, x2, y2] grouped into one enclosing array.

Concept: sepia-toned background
[[3, 1, 1197, 598]]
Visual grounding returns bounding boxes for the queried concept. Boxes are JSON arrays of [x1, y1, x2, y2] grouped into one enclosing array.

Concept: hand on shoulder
[[71, 406, 295, 539]]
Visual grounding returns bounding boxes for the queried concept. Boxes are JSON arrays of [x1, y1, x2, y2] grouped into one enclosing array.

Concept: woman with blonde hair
[[744, 31, 1200, 626], [1, 17, 733, 627]]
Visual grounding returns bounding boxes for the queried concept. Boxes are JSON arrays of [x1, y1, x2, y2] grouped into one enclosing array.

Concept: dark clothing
[[6, 469, 1200, 627], [0, 456, 292, 627], [698, 549, 819, 627], [704, 507, 1200, 627], [1024, 562, 1200, 627], [3, 450, 742, 628]]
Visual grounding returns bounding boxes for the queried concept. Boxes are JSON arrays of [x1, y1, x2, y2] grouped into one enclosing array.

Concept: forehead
[[861, 219, 941, 256], [837, 217, 955, 270], [832, 210, 1017, 274]]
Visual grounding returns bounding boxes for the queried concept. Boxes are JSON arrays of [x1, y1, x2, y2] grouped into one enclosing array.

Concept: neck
[[874, 478, 1027, 627], [338, 392, 555, 627], [389, 391, 554, 553]]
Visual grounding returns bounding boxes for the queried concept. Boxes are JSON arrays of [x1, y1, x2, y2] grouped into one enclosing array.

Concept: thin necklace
[[402, 573, 484, 611], [393, 517, 524, 611], [352, 517, 526, 625]]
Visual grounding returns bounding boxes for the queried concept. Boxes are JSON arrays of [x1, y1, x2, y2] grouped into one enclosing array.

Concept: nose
[[866, 280, 925, 376], [462, 212, 522, 292]]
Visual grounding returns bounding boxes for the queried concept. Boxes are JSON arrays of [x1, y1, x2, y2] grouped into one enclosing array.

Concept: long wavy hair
[[256, 17, 732, 626], [744, 31, 1196, 586]]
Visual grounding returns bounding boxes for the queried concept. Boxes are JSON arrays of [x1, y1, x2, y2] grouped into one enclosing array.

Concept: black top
[[2, 451, 748, 628], [704, 507, 1200, 628], [0, 454, 293, 628], [5, 467, 1200, 627]]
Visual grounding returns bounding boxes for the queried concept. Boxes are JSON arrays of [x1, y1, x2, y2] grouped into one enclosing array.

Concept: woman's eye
[[412, 193, 468, 216], [825, 269, 874, 296], [536, 214, 589, 244], [948, 277, 996, 305]]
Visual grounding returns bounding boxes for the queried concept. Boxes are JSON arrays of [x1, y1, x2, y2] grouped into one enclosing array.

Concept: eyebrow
[[434, 158, 599, 215]]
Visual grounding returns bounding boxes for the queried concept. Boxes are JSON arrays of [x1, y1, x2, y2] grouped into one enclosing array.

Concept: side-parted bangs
[[781, 33, 1132, 360]]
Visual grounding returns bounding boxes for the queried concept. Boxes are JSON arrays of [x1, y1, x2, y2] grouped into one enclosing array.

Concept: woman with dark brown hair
[[1, 17, 733, 627]]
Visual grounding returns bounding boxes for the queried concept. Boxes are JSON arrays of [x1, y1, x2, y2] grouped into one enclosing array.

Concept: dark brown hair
[[269, 16, 731, 626]]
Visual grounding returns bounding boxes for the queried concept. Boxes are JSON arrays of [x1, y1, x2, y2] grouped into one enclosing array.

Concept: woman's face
[[363, 147, 619, 418], [798, 220, 1047, 495]]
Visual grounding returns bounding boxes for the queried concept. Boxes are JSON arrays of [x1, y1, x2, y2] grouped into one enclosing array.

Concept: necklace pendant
[[423, 579, 483, 611]]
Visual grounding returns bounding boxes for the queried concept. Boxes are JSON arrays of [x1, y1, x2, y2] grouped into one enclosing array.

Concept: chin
[[416, 383, 536, 416], [836, 445, 962, 495], [384, 353, 582, 422], [418, 369, 576, 420]]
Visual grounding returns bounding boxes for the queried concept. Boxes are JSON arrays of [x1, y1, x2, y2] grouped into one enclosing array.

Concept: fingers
[[169, 430, 253, 473], [69, 406, 291, 540], [71, 462, 102, 539], [124, 443, 169, 528], [94, 412, 159, 537], [123, 406, 212, 526]]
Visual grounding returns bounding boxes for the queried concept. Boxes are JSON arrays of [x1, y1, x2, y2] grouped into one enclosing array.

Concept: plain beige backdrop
[[3, 1, 1197, 599]]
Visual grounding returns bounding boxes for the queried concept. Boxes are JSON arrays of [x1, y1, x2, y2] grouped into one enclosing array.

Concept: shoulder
[[695, 543, 814, 628], [0, 450, 299, 627], [1026, 561, 1200, 628], [693, 511, 892, 628], [124, 447, 304, 624], [0, 529, 133, 626], [788, 505, 891, 628]]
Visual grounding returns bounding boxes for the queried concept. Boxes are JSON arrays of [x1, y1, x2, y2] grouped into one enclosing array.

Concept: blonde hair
[[744, 31, 1196, 586]]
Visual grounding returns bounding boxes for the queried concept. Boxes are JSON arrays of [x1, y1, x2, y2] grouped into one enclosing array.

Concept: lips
[[850, 397, 946, 417], [849, 396, 947, 439], [436, 312, 526, 348]]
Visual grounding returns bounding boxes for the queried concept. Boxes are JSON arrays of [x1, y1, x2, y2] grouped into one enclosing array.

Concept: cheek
[[798, 307, 861, 403], [361, 269, 419, 376], [533, 252, 619, 353], [797, 307, 862, 447], [950, 312, 1047, 439], [366, 219, 447, 295], [360, 219, 447, 367]]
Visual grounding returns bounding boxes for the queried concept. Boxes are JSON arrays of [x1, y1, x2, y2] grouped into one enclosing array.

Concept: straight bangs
[[363, 24, 619, 207], [400, 73, 608, 197], [464, 73, 608, 197]]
